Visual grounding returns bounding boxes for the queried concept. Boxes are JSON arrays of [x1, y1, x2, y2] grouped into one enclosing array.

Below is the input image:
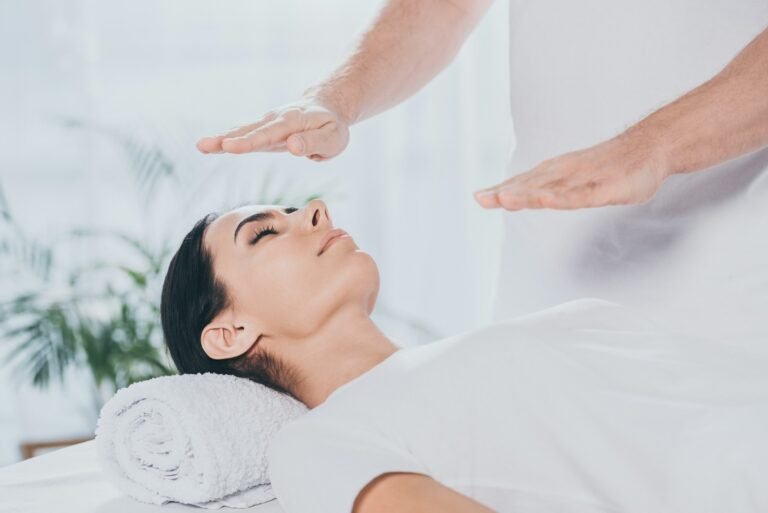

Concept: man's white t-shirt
[[495, 0, 768, 338], [267, 299, 768, 513]]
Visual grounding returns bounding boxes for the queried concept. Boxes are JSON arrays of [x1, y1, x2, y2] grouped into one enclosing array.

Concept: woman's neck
[[287, 308, 400, 408]]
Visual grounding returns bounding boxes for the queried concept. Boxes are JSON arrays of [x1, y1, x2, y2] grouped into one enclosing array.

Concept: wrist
[[303, 83, 360, 127], [621, 119, 675, 183]]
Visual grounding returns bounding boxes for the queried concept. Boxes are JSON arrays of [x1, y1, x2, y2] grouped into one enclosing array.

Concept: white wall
[[0, 0, 511, 465]]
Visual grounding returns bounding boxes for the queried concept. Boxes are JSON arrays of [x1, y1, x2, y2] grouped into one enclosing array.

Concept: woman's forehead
[[228, 203, 279, 218], [206, 204, 282, 245], [220, 204, 279, 226]]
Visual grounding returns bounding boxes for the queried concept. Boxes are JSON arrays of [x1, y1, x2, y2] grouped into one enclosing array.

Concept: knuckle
[[539, 195, 557, 208], [524, 197, 540, 208], [280, 108, 303, 121], [260, 136, 277, 150], [526, 193, 545, 208]]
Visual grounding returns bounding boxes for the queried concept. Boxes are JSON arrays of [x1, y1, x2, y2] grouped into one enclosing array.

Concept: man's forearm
[[303, 0, 492, 126], [627, 26, 768, 178]]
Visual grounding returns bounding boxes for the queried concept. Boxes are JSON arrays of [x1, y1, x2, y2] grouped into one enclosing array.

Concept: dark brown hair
[[160, 212, 298, 400]]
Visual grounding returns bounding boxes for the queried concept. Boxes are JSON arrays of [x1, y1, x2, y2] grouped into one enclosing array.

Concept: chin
[[366, 290, 378, 314], [342, 251, 380, 313], [364, 257, 380, 314]]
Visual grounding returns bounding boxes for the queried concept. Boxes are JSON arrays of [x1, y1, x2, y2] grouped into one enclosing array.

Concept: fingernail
[[291, 135, 305, 154], [475, 189, 495, 197]]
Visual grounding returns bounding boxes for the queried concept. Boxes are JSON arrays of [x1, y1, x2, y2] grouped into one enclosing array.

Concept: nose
[[305, 198, 332, 229]]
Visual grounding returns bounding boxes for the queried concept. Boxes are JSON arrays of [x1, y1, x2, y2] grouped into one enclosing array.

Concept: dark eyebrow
[[233, 207, 297, 243]]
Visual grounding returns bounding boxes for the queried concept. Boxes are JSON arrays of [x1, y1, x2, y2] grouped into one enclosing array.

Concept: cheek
[[259, 250, 380, 337], [250, 247, 319, 330]]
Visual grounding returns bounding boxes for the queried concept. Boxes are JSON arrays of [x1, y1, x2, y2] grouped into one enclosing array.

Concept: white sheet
[[0, 441, 285, 513]]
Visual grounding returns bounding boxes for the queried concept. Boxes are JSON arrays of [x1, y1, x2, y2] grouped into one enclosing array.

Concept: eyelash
[[249, 224, 278, 245]]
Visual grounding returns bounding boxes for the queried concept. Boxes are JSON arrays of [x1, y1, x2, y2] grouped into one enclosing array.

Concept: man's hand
[[473, 132, 667, 210], [196, 98, 351, 161], [195, 0, 493, 161], [474, 25, 768, 211]]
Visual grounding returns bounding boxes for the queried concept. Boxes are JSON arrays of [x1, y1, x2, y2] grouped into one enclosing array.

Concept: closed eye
[[249, 224, 278, 245]]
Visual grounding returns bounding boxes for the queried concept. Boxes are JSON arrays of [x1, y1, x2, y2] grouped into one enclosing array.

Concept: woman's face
[[200, 199, 380, 356]]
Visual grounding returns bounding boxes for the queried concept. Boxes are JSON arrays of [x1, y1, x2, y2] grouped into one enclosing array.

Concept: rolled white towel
[[94, 372, 308, 509]]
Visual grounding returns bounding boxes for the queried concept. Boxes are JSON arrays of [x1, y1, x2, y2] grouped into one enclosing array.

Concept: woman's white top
[[266, 299, 768, 513], [493, 0, 768, 339]]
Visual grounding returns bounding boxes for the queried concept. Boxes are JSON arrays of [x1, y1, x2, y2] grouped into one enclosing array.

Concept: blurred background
[[0, 0, 511, 465]]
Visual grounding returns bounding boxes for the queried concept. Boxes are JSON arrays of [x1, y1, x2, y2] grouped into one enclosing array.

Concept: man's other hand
[[473, 131, 668, 210]]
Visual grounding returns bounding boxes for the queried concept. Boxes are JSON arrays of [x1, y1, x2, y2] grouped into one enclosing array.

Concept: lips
[[318, 228, 349, 256]]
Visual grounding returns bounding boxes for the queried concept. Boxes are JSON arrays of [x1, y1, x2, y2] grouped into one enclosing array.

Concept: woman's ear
[[200, 309, 261, 360]]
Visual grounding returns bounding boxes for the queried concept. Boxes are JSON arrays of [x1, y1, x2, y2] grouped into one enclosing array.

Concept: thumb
[[286, 134, 307, 156], [287, 123, 344, 158]]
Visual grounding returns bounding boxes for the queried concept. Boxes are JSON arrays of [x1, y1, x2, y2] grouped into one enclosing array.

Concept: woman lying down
[[160, 199, 768, 513]]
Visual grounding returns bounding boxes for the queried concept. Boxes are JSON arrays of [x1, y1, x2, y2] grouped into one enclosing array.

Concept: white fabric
[[266, 298, 768, 513], [0, 440, 287, 513], [494, 0, 768, 337], [94, 372, 307, 509]]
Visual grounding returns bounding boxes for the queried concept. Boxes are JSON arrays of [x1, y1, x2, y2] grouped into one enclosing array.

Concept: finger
[[474, 180, 504, 198], [196, 115, 276, 153], [533, 192, 563, 209], [197, 125, 253, 154], [261, 139, 299, 153], [221, 117, 298, 154], [263, 142, 288, 152], [285, 134, 306, 156], [496, 184, 556, 211], [473, 171, 534, 199], [288, 122, 341, 158], [496, 188, 528, 211], [473, 190, 502, 209]]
